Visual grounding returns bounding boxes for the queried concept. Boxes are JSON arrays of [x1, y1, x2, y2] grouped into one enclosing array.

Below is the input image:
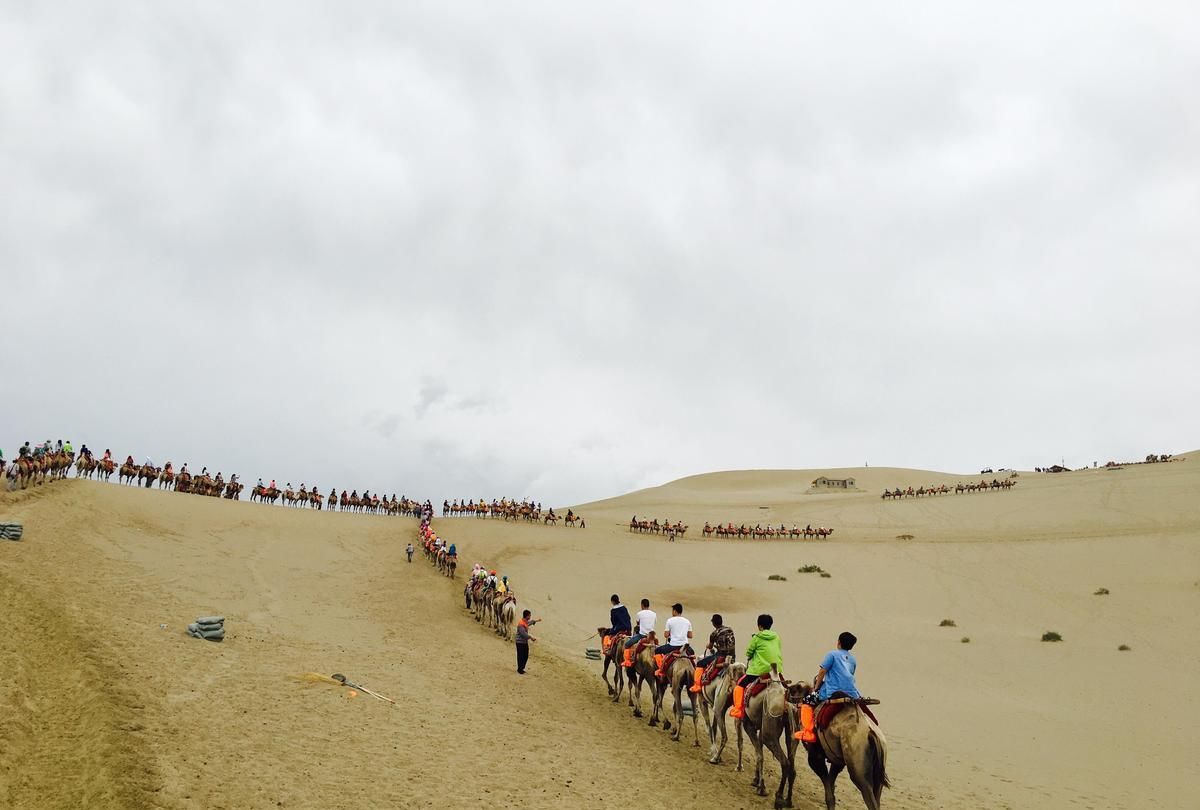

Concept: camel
[[655, 652, 701, 746], [598, 630, 629, 702], [137, 464, 157, 488], [496, 596, 517, 640], [794, 684, 889, 810], [698, 659, 743, 764], [628, 639, 665, 724], [74, 456, 97, 479], [94, 458, 115, 482], [735, 677, 798, 809]]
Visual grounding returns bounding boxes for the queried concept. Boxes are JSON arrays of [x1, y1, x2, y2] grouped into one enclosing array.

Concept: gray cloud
[[2, 2, 1196, 504]]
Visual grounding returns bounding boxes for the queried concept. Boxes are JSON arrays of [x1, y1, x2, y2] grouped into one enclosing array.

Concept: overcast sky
[[3, 2, 1197, 505]]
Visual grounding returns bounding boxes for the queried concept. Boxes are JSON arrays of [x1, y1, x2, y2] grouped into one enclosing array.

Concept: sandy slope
[[1, 456, 1197, 809]]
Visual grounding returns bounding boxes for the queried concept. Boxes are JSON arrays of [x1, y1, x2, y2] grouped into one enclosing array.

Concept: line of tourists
[[599, 595, 862, 741]]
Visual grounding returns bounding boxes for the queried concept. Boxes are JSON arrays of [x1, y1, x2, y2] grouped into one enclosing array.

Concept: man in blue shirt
[[599, 594, 632, 645], [813, 631, 861, 701]]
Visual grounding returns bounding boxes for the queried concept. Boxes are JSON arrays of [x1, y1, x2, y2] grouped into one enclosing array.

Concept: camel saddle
[[747, 674, 774, 700], [700, 656, 730, 687], [601, 632, 627, 656], [657, 649, 695, 682], [815, 694, 880, 729]]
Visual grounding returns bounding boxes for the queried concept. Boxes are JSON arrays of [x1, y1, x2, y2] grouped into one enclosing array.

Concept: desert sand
[[2, 454, 1197, 809]]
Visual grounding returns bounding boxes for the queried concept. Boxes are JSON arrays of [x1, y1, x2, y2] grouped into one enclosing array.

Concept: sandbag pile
[[187, 615, 226, 642], [1, 523, 23, 541]]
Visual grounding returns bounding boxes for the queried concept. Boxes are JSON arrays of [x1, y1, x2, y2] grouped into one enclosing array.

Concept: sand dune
[[2, 455, 1197, 808]]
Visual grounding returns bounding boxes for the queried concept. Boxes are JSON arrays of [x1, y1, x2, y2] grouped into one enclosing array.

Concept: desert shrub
[[896, 534, 914, 540], [939, 619, 957, 627], [1094, 588, 1110, 595], [768, 574, 788, 581], [1118, 644, 1131, 651], [819, 572, 832, 578], [1041, 631, 1063, 642], [798, 564, 825, 574], [961, 637, 970, 643]]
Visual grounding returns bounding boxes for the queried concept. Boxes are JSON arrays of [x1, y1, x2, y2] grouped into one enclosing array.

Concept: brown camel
[[598, 630, 628, 703], [794, 684, 890, 810], [735, 677, 798, 809], [496, 597, 517, 640], [655, 652, 701, 746], [628, 637, 662, 722], [698, 660, 743, 764]]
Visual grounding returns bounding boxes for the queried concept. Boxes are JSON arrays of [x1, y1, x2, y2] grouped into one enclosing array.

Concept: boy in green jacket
[[730, 614, 783, 719]]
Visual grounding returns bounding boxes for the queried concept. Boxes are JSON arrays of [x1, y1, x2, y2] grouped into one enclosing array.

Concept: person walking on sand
[[515, 610, 541, 674], [405, 543, 414, 563]]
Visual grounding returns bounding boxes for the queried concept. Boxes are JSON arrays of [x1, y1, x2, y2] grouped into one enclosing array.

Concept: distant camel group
[[249, 485, 426, 516], [703, 523, 834, 540], [416, 520, 522, 641], [881, 479, 1016, 499], [442, 498, 585, 527], [6, 444, 426, 519], [5, 451, 76, 489], [629, 517, 688, 537]]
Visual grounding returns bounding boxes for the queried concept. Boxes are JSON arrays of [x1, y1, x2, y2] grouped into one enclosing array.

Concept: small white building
[[811, 476, 856, 490]]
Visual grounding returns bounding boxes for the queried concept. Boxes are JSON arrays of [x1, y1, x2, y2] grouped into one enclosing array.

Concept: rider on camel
[[125, 455, 134, 466], [730, 614, 783, 719], [599, 594, 632, 649], [654, 603, 693, 677], [691, 613, 736, 692], [622, 598, 656, 667], [796, 631, 860, 742]]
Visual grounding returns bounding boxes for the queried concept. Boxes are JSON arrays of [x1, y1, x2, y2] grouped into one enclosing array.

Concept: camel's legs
[[847, 767, 880, 810], [762, 732, 792, 809], [753, 730, 767, 795], [807, 748, 835, 810], [688, 692, 700, 747]]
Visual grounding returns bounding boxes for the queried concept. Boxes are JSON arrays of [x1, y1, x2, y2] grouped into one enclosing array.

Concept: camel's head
[[786, 680, 813, 702], [728, 661, 747, 680]]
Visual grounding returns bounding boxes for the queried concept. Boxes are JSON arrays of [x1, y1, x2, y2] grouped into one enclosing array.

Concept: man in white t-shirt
[[655, 602, 693, 676], [621, 598, 656, 667]]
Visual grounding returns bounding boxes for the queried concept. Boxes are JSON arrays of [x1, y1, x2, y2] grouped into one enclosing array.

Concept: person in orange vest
[[515, 610, 541, 674]]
